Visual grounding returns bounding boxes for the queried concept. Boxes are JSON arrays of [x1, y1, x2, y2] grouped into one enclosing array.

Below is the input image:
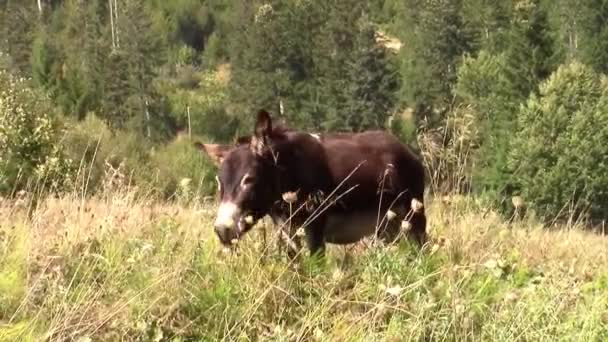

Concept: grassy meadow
[[1, 188, 608, 342]]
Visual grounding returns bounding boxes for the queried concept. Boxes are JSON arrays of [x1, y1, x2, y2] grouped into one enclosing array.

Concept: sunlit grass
[[1, 191, 608, 341]]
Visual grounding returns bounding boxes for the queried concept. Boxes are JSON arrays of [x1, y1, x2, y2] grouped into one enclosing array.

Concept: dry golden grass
[[1, 190, 608, 341]]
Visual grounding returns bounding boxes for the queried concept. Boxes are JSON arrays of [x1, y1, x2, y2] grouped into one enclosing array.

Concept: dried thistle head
[[512, 196, 525, 209], [411, 199, 424, 213], [386, 209, 397, 221], [244, 215, 254, 225], [282, 191, 298, 204], [401, 220, 412, 231]]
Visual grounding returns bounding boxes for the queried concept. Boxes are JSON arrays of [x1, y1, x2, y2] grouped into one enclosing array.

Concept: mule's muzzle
[[214, 221, 238, 245], [214, 216, 256, 245]]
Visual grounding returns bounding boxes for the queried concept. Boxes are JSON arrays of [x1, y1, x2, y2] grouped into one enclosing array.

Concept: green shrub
[[145, 136, 217, 201], [60, 115, 113, 193], [508, 61, 608, 222], [0, 70, 73, 194], [389, 113, 417, 146], [60, 116, 153, 194]]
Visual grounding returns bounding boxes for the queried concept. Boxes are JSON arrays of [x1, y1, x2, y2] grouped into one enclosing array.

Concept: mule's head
[[196, 110, 286, 245]]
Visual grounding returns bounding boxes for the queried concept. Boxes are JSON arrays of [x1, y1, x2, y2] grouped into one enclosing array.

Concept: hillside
[[1, 191, 607, 341], [2, 1, 608, 340]]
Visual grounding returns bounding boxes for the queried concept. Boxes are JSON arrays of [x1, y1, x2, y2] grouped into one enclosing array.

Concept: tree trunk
[[114, 0, 120, 48], [109, 0, 116, 49]]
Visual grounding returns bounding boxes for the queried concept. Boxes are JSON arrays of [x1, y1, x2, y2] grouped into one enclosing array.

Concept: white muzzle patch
[[215, 201, 240, 229]]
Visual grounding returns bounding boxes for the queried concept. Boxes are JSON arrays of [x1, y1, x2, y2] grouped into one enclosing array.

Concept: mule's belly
[[323, 211, 379, 244]]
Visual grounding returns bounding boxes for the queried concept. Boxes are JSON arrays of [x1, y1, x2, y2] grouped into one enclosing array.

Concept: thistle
[[282, 191, 298, 204], [411, 199, 424, 213]]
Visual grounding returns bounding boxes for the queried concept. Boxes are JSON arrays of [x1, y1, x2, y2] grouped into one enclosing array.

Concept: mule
[[196, 110, 427, 258]]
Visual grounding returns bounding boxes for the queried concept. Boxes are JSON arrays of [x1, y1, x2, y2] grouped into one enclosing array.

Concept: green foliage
[[161, 68, 238, 142], [2, 0, 608, 226], [59, 115, 114, 193], [318, 4, 399, 132], [508, 61, 608, 222], [396, 0, 474, 124], [229, 1, 398, 132], [389, 115, 417, 146], [0, 71, 73, 193], [0, 1, 39, 75], [454, 1, 557, 203], [455, 51, 516, 197], [145, 136, 217, 201], [546, 0, 608, 74]]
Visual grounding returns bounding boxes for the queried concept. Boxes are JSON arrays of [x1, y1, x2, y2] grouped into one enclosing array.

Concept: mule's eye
[[241, 175, 255, 187]]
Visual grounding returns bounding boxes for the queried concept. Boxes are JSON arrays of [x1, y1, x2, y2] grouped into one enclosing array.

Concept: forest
[[2, 1, 608, 340], [2, 0, 608, 223]]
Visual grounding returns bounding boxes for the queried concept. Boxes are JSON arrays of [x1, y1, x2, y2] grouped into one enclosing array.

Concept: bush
[[59, 115, 109, 191], [0, 70, 73, 194], [389, 111, 418, 146], [417, 105, 479, 194], [145, 135, 217, 202], [508, 61, 608, 222]]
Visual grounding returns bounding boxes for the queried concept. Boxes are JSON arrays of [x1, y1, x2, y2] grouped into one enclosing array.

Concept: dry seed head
[[505, 292, 519, 302], [282, 191, 298, 204], [512, 196, 524, 209], [244, 215, 254, 225], [180, 178, 192, 188], [401, 220, 412, 231], [386, 210, 397, 221], [411, 198, 424, 213], [313, 328, 324, 341]]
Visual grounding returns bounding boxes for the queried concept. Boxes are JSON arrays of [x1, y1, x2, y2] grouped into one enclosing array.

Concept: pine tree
[[51, 0, 109, 118], [457, 0, 557, 203], [318, 6, 398, 132], [396, 0, 474, 126], [461, 0, 511, 52], [508, 61, 608, 222], [1, 1, 39, 75], [228, 1, 320, 130], [546, 0, 608, 73], [100, 0, 168, 133]]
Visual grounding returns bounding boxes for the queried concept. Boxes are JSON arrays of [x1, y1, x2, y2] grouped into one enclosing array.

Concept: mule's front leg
[[305, 221, 326, 258]]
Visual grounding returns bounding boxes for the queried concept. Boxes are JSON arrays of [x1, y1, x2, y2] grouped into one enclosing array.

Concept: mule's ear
[[251, 109, 273, 154], [254, 109, 272, 139], [193, 142, 231, 166]]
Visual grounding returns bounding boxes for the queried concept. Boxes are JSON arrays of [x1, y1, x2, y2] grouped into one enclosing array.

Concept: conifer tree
[[396, 0, 474, 126]]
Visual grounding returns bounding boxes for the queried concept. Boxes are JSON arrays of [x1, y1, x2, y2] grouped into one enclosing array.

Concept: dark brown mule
[[195, 110, 427, 258]]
